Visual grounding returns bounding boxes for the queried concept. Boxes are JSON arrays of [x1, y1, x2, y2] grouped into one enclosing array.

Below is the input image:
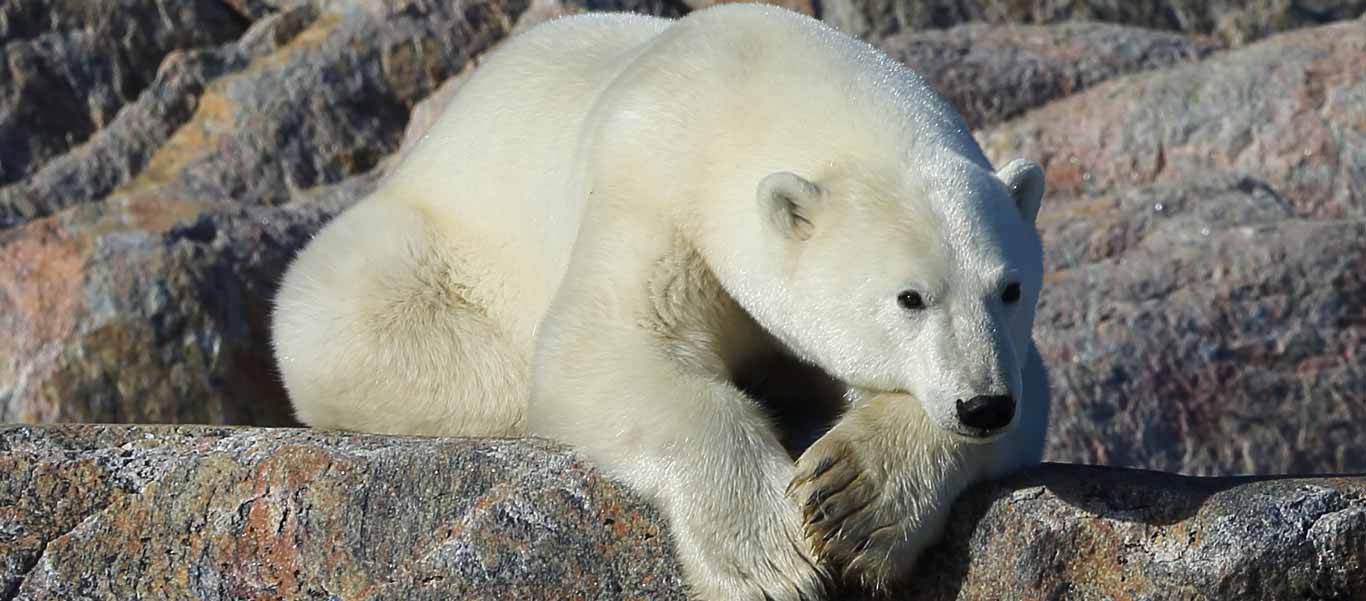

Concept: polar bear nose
[[955, 395, 1015, 433]]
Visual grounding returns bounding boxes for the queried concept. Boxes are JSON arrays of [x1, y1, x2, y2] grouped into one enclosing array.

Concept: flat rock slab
[[2, 425, 1363, 600]]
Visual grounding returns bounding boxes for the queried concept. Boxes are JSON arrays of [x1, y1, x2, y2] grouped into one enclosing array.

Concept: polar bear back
[[572, 4, 990, 215], [381, 13, 671, 317], [380, 5, 987, 317]]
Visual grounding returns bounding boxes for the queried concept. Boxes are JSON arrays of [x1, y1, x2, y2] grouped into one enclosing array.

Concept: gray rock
[[0, 424, 684, 600], [909, 463, 1366, 600], [880, 21, 1220, 129], [0, 0, 248, 187], [981, 21, 1366, 475], [2, 424, 1364, 600], [822, 0, 1366, 44], [0, 198, 346, 426], [0, 13, 277, 229], [982, 19, 1366, 219], [0, 0, 526, 228]]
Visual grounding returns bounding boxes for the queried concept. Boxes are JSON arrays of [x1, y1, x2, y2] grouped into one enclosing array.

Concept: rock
[[0, 0, 249, 187], [880, 22, 1220, 129], [2, 424, 1364, 600], [0, 196, 350, 426], [980, 21, 1366, 475], [0, 0, 527, 228], [910, 463, 1366, 600], [0, 10, 289, 230], [983, 20, 1366, 219], [0, 424, 683, 600], [822, 0, 1366, 44], [681, 0, 814, 16]]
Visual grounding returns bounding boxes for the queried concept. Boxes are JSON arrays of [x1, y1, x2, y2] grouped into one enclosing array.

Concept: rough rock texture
[[822, 0, 1366, 44], [2, 425, 1364, 600], [880, 22, 1220, 129], [0, 425, 681, 600], [982, 20, 1366, 220], [0, 0, 249, 187], [910, 463, 1366, 600], [981, 20, 1366, 475], [0, 0, 526, 227], [0, 197, 353, 426], [682, 0, 814, 16]]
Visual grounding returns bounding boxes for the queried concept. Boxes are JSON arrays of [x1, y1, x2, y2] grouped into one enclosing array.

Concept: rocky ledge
[[2, 424, 1362, 600]]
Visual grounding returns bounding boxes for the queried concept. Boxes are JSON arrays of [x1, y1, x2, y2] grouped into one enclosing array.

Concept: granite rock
[[822, 0, 1366, 44], [910, 463, 1366, 600], [880, 22, 1220, 129], [0, 197, 349, 426], [0, 0, 526, 228], [981, 20, 1366, 219], [0, 424, 682, 600], [981, 21, 1366, 475], [0, 0, 248, 187], [2, 425, 1363, 600]]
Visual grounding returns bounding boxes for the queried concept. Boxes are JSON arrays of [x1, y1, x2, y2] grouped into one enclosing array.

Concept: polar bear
[[272, 4, 1049, 599]]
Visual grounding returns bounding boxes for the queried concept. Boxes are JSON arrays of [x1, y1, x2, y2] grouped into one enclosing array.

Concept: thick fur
[[272, 6, 1049, 599]]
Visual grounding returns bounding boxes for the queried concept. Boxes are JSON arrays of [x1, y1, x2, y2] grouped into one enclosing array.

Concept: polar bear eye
[[897, 290, 926, 311], [1002, 283, 1022, 304]]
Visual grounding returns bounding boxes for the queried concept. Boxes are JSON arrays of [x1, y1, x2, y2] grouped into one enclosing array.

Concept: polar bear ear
[[758, 172, 823, 241], [996, 159, 1045, 225]]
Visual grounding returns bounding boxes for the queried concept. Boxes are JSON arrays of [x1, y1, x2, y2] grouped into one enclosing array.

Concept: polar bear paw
[[787, 427, 932, 595], [685, 529, 830, 601], [669, 469, 833, 600]]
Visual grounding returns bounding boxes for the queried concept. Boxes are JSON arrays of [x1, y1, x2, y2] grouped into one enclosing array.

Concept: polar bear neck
[[640, 232, 848, 456]]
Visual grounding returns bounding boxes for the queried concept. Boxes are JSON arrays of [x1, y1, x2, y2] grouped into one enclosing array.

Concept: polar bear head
[[751, 157, 1045, 441]]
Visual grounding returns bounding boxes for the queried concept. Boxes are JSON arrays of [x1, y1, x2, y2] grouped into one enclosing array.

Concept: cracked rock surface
[[1, 424, 1363, 600]]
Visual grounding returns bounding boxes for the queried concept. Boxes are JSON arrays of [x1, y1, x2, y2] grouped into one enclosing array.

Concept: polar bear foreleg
[[788, 391, 984, 594], [532, 334, 829, 600], [650, 375, 832, 601]]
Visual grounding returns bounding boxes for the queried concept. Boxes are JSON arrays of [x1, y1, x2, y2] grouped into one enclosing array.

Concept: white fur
[[272, 5, 1049, 599]]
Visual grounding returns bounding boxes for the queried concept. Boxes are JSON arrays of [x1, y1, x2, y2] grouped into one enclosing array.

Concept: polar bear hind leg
[[271, 197, 528, 437]]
